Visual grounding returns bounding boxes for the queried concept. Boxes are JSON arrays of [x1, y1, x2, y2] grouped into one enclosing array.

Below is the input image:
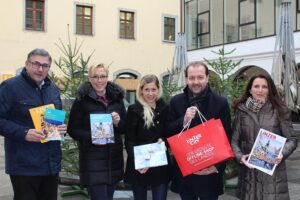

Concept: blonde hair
[[88, 63, 109, 77], [136, 74, 163, 129]]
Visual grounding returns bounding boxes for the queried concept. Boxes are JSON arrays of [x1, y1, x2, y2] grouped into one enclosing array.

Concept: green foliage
[[49, 30, 94, 178], [204, 48, 245, 106], [162, 69, 184, 103]]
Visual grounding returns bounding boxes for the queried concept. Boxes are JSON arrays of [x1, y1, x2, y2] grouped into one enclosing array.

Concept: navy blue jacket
[[0, 68, 62, 176], [166, 86, 232, 196]]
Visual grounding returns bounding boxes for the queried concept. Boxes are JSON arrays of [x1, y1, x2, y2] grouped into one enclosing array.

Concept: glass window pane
[[198, 0, 209, 13], [36, 11, 43, 21], [36, 1, 43, 10], [85, 7, 91, 16], [185, 0, 197, 49], [257, 0, 274, 37], [240, 23, 255, 40], [126, 12, 133, 21], [198, 34, 209, 48], [76, 6, 83, 15], [198, 13, 209, 33], [224, 0, 238, 43], [240, 0, 255, 24], [297, 13, 300, 30], [120, 12, 125, 20], [26, 0, 33, 9], [211, 0, 223, 45], [164, 17, 175, 41]]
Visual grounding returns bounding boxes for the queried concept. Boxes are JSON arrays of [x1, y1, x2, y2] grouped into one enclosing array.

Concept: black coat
[[124, 99, 170, 186], [67, 81, 126, 186], [165, 86, 232, 196]]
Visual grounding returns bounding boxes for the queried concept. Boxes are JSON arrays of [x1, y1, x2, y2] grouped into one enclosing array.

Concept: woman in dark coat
[[231, 74, 297, 200], [124, 74, 170, 200], [67, 64, 126, 200]]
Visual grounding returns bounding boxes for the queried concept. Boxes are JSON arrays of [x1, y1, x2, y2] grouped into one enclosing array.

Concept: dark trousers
[[179, 193, 219, 200], [88, 184, 115, 200], [132, 184, 168, 200], [10, 174, 58, 200]]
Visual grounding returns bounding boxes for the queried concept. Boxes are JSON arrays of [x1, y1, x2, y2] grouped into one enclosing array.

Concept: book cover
[[42, 108, 66, 142], [29, 104, 55, 131], [90, 114, 114, 145], [247, 128, 287, 175], [134, 142, 168, 170]]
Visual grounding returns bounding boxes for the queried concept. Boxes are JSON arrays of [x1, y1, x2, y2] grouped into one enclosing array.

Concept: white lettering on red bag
[[186, 133, 202, 145]]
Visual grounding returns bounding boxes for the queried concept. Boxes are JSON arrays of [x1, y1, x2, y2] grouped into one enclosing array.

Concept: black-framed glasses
[[28, 60, 50, 69], [90, 75, 108, 81]]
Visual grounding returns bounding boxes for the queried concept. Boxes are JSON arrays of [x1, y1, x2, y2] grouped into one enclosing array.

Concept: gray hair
[[27, 48, 52, 65]]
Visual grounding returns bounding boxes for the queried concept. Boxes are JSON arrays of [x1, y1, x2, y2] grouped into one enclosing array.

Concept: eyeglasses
[[28, 60, 50, 69], [90, 75, 108, 81]]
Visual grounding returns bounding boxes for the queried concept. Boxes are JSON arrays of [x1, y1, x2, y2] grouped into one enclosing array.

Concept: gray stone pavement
[[1, 137, 300, 200]]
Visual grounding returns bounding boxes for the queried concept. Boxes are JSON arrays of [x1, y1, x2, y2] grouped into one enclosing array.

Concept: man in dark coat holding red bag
[[166, 61, 232, 200]]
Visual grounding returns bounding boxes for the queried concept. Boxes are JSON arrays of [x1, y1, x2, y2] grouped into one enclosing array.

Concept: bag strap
[[178, 108, 207, 137]]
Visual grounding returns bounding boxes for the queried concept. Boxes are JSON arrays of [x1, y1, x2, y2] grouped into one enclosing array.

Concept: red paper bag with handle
[[167, 118, 234, 176]]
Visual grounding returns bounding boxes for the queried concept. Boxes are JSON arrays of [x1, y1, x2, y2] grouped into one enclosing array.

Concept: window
[[163, 16, 176, 42], [76, 5, 93, 35], [25, 0, 45, 31], [120, 11, 135, 39]]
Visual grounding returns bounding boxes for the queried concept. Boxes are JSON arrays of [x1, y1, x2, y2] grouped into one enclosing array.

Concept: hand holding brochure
[[90, 114, 115, 145], [247, 128, 286, 175], [134, 142, 168, 170], [42, 108, 66, 142]]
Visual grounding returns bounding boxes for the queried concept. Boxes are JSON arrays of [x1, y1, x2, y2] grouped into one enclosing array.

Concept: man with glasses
[[0, 48, 66, 200]]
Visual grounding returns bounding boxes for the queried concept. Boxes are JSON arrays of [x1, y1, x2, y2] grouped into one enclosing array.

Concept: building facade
[[0, 0, 180, 104], [184, 0, 300, 78]]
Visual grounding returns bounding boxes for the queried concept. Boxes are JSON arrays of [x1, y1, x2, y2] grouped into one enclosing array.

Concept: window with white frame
[[76, 4, 93, 35], [120, 10, 135, 39], [25, 0, 45, 31]]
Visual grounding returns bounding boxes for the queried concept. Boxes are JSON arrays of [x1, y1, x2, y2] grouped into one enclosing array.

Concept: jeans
[[132, 184, 168, 200], [179, 193, 219, 200], [10, 174, 58, 200], [88, 184, 115, 200]]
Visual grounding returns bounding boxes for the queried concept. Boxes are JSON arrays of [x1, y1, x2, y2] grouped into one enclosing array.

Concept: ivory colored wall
[[0, 0, 180, 80]]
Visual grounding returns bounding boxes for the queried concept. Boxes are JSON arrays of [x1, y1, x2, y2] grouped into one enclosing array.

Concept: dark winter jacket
[[124, 99, 170, 186], [67, 81, 126, 186], [0, 68, 62, 176], [165, 86, 232, 196], [231, 101, 297, 200]]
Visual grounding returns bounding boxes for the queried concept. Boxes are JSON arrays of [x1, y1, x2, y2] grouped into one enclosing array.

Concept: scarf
[[245, 96, 266, 113]]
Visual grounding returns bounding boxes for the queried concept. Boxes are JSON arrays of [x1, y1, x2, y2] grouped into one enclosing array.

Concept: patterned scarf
[[245, 96, 266, 113]]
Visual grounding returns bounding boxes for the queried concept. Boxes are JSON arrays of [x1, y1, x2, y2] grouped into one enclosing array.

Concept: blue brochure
[[90, 114, 115, 145], [42, 108, 66, 142]]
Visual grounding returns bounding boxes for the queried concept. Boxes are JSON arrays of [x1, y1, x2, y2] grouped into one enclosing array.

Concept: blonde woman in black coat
[[124, 74, 170, 200], [67, 64, 126, 200]]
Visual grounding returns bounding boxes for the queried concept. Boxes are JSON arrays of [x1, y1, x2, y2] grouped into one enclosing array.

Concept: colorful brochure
[[29, 104, 55, 131], [42, 108, 66, 142], [134, 142, 168, 170], [247, 128, 286, 175], [90, 114, 114, 145]]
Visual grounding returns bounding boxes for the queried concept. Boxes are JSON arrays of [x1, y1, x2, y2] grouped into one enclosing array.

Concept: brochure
[[42, 108, 66, 142], [247, 128, 286, 175], [134, 142, 168, 170], [90, 114, 114, 145], [29, 104, 55, 131]]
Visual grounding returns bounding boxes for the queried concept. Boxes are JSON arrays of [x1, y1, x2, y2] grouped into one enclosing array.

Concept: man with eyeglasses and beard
[[0, 48, 66, 200]]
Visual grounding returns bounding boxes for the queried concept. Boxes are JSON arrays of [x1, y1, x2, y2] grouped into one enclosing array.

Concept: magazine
[[29, 104, 55, 131], [134, 142, 168, 170], [247, 128, 286, 175], [90, 114, 114, 145], [42, 108, 66, 142]]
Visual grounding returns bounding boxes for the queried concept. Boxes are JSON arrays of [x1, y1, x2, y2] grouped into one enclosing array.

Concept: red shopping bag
[[167, 118, 234, 176]]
